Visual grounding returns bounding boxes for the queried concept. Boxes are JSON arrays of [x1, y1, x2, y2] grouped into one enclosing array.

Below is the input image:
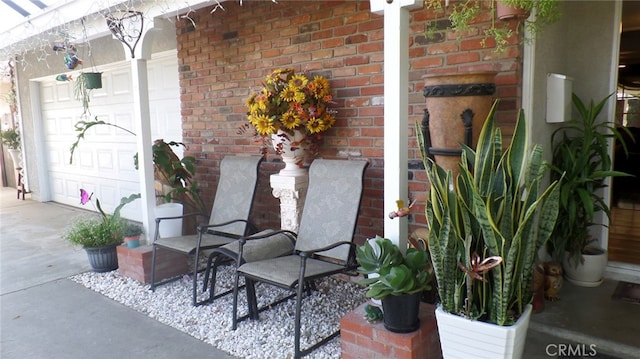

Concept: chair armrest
[[298, 241, 356, 258], [197, 219, 252, 234], [155, 211, 207, 223]]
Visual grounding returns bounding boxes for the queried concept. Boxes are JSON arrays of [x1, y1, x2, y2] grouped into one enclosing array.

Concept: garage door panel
[[110, 71, 131, 95], [41, 84, 55, 103]]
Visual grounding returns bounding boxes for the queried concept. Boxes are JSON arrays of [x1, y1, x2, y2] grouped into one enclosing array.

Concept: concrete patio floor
[[1, 186, 638, 358]]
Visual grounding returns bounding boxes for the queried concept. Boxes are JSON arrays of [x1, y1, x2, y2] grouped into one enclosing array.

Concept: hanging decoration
[[55, 74, 73, 82], [106, 10, 144, 58], [63, 53, 82, 70]]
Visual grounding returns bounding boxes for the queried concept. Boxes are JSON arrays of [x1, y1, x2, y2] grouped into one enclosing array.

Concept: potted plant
[[1, 127, 21, 168], [355, 235, 432, 333], [548, 93, 632, 287], [64, 189, 140, 272], [241, 68, 336, 176], [423, 0, 561, 53], [73, 72, 102, 118], [123, 223, 143, 248], [418, 101, 560, 358]]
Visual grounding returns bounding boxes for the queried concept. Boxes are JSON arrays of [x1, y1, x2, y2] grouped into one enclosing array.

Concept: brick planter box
[[116, 244, 189, 284], [340, 302, 442, 359]]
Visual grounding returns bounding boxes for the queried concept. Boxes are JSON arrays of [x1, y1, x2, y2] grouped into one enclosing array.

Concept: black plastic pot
[[381, 292, 422, 333], [84, 244, 118, 272]]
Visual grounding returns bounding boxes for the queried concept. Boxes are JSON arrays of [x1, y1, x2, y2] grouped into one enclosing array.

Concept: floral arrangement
[[243, 68, 336, 155]]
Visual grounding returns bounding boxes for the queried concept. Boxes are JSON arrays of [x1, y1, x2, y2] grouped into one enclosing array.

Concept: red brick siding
[[175, 0, 523, 243]]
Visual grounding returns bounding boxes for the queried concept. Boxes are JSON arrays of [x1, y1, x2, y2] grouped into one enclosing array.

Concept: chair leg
[[150, 244, 158, 291], [294, 279, 305, 359], [232, 269, 241, 330], [192, 245, 202, 306], [202, 253, 216, 292], [208, 254, 225, 303], [246, 278, 259, 320]]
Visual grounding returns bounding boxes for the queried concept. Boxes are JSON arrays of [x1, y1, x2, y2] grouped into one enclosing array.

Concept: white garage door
[[40, 52, 182, 222]]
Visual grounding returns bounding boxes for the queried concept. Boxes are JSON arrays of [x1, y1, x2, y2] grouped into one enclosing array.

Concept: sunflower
[[281, 112, 302, 130], [252, 114, 276, 135], [289, 74, 308, 90]]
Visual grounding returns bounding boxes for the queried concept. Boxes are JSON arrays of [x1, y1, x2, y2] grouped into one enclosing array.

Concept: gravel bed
[[70, 265, 367, 359]]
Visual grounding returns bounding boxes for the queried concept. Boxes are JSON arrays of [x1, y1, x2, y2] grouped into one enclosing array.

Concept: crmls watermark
[[546, 343, 598, 357]]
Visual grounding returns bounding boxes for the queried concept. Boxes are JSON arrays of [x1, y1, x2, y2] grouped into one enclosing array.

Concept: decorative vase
[[7, 148, 21, 169], [422, 72, 497, 177], [84, 244, 119, 272], [124, 236, 140, 248], [83, 72, 103, 89], [495, 1, 531, 21], [435, 304, 532, 359], [270, 129, 307, 176], [381, 292, 422, 333], [562, 247, 607, 287]]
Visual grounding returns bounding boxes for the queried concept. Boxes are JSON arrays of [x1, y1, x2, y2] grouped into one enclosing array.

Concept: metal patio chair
[[150, 155, 264, 305], [230, 159, 369, 358]]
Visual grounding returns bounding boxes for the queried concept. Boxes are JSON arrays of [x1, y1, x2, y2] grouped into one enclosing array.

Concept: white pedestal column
[[270, 173, 309, 232]]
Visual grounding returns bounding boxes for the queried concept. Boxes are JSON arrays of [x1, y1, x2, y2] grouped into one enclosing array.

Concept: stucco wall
[[529, 1, 619, 246]]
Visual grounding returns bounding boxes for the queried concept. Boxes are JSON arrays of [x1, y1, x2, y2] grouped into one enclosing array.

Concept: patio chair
[[230, 159, 369, 358], [150, 155, 264, 303]]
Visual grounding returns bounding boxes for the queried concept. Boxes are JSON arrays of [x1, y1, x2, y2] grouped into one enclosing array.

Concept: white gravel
[[70, 265, 367, 359]]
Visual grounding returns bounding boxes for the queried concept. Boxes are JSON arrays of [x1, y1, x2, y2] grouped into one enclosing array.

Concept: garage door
[[40, 52, 182, 222]]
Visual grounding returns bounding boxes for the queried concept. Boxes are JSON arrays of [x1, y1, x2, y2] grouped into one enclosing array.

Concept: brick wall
[[175, 0, 523, 243]]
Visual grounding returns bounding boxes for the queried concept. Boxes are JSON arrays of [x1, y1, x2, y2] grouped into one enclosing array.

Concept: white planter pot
[[435, 304, 532, 359], [562, 247, 607, 287], [270, 129, 307, 176], [154, 203, 184, 238]]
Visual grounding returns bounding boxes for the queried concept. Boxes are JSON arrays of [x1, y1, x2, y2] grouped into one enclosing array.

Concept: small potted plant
[[423, 0, 561, 53], [355, 235, 432, 333], [123, 223, 143, 248], [64, 189, 140, 272]]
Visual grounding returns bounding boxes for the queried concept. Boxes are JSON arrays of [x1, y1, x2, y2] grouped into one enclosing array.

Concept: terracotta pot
[[422, 72, 497, 176], [495, 1, 531, 21]]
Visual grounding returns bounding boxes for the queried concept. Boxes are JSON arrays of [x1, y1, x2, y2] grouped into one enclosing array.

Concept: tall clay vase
[[422, 72, 497, 176]]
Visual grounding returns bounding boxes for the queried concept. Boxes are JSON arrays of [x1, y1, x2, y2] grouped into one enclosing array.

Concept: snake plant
[[418, 101, 560, 326]]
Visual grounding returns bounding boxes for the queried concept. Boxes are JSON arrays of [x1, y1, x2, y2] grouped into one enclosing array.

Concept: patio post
[[370, 0, 421, 251]]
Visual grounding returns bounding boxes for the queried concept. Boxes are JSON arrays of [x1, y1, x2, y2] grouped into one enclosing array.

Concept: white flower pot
[[271, 129, 307, 176], [154, 203, 183, 238], [562, 247, 607, 287], [435, 304, 532, 359]]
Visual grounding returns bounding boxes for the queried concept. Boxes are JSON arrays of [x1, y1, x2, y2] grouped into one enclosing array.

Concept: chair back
[[209, 156, 263, 236], [295, 159, 368, 262]]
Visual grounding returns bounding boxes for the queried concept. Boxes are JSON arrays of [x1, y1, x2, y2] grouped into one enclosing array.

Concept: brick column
[[340, 302, 442, 359]]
